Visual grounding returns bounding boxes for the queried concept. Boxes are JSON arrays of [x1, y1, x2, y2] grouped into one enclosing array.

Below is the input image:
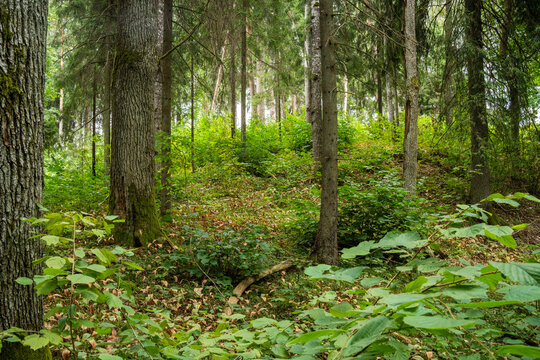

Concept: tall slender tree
[[312, 0, 338, 265], [465, 0, 490, 202], [310, 0, 322, 162], [403, 0, 419, 193], [0, 0, 52, 358], [110, 0, 160, 246]]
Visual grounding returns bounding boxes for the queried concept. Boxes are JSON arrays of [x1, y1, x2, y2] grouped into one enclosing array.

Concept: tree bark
[[103, 6, 112, 176], [160, 0, 173, 215], [439, 0, 456, 127], [343, 73, 348, 115], [465, 0, 490, 203], [211, 47, 227, 113], [403, 0, 419, 193], [92, 75, 97, 177], [0, 0, 52, 358], [110, 0, 160, 247], [304, 1, 312, 125], [230, 40, 236, 138], [312, 0, 338, 266], [240, 0, 247, 144], [310, 0, 322, 162], [255, 61, 265, 122], [191, 55, 196, 173]]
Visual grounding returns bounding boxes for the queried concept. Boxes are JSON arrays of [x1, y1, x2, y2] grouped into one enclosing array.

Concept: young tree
[[465, 0, 490, 203], [110, 0, 160, 246], [312, 0, 338, 265], [240, 0, 248, 144], [0, 0, 52, 358], [402, 0, 419, 193]]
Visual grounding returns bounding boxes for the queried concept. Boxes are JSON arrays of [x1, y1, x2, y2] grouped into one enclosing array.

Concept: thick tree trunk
[[465, 0, 490, 203], [403, 0, 419, 193], [440, 0, 455, 127], [240, 0, 247, 144], [160, 0, 173, 215], [310, 0, 322, 161], [110, 0, 160, 247], [313, 0, 338, 266], [154, 0, 164, 173], [0, 0, 52, 358], [304, 2, 312, 125]]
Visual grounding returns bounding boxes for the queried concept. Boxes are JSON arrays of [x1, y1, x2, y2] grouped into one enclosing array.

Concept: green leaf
[[66, 274, 95, 284], [404, 316, 478, 329], [104, 291, 123, 309], [511, 223, 528, 230], [16, 277, 33, 285], [489, 262, 540, 285], [498, 285, 540, 302], [288, 329, 340, 345], [91, 229, 106, 237], [483, 226, 516, 248], [404, 276, 428, 293], [251, 317, 277, 329], [35, 279, 57, 295], [92, 248, 117, 265], [341, 241, 375, 259], [22, 334, 49, 350], [304, 265, 364, 283], [381, 293, 438, 309], [98, 355, 123, 360], [41, 235, 60, 246], [451, 300, 521, 308], [45, 256, 66, 269], [104, 215, 119, 221], [492, 198, 520, 207], [374, 231, 427, 250], [86, 264, 107, 273], [342, 316, 391, 356], [124, 261, 144, 271], [74, 248, 85, 258], [496, 345, 540, 358]]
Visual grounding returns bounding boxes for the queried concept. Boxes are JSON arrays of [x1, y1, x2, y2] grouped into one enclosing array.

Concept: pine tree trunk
[[313, 0, 338, 266], [403, 0, 419, 193], [0, 0, 52, 358], [304, 2, 312, 125], [211, 47, 227, 113], [191, 55, 196, 172], [110, 0, 160, 247], [230, 40, 237, 138], [240, 0, 247, 144], [103, 22, 112, 175], [440, 0, 455, 127], [92, 76, 97, 177], [465, 0, 490, 203], [310, 0, 322, 162], [160, 0, 173, 215]]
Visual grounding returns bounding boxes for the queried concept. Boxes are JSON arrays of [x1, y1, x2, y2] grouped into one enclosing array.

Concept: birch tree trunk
[[313, 0, 338, 266], [403, 0, 419, 193], [110, 0, 160, 247], [0, 0, 52, 358]]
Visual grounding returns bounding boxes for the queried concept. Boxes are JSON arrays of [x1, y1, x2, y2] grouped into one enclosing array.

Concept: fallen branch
[[223, 260, 295, 315]]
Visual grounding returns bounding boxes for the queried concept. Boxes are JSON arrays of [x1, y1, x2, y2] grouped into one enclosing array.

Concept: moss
[[0, 341, 52, 360]]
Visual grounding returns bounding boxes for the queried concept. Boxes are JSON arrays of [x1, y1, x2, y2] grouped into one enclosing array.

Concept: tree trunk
[[403, 0, 419, 193], [59, 23, 65, 146], [343, 73, 348, 115], [211, 47, 227, 113], [465, 0, 490, 203], [439, 0, 456, 127], [304, 1, 312, 125], [103, 8, 112, 176], [240, 0, 247, 144], [376, 41, 383, 117], [154, 0, 164, 172], [92, 75, 97, 177], [256, 61, 265, 122], [110, 0, 160, 247], [0, 0, 52, 358], [191, 55, 196, 173], [160, 0, 173, 215], [313, 0, 338, 266], [310, 0, 322, 162], [230, 40, 236, 138]]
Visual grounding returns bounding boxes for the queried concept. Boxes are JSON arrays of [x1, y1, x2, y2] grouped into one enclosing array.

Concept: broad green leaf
[[288, 329, 341, 345], [404, 276, 428, 293], [375, 231, 427, 250], [22, 334, 49, 350], [381, 293, 438, 309], [341, 241, 375, 259], [74, 248, 85, 258], [489, 262, 540, 285], [67, 274, 95, 284], [511, 223, 528, 230], [305, 265, 364, 283], [483, 226, 516, 248], [98, 354, 123, 360], [342, 316, 391, 356], [42, 235, 60, 246], [16, 277, 33, 285], [442, 285, 488, 302], [404, 316, 477, 329], [104, 215, 119, 221], [496, 345, 540, 358], [451, 300, 521, 308], [45, 256, 66, 269], [86, 264, 107, 273], [448, 265, 484, 280], [40, 330, 62, 346], [35, 279, 57, 295], [91, 229, 106, 237], [442, 224, 484, 239], [498, 285, 540, 302], [492, 198, 520, 207], [104, 291, 123, 309], [251, 317, 277, 329]]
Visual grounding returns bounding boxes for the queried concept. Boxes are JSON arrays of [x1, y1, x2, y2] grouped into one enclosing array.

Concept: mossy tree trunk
[[110, 0, 160, 246], [0, 0, 51, 358]]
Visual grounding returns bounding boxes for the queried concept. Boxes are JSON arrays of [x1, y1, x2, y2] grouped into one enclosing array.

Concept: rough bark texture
[[310, 0, 322, 162], [403, 0, 419, 193], [240, 0, 247, 144], [103, 19, 112, 175], [191, 56, 195, 172], [343, 73, 348, 115], [110, 0, 160, 246], [0, 0, 51, 358], [255, 61, 265, 122], [313, 0, 338, 266], [465, 0, 490, 203], [304, 2, 312, 125], [440, 0, 456, 127], [230, 40, 236, 138], [160, 0, 173, 215]]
